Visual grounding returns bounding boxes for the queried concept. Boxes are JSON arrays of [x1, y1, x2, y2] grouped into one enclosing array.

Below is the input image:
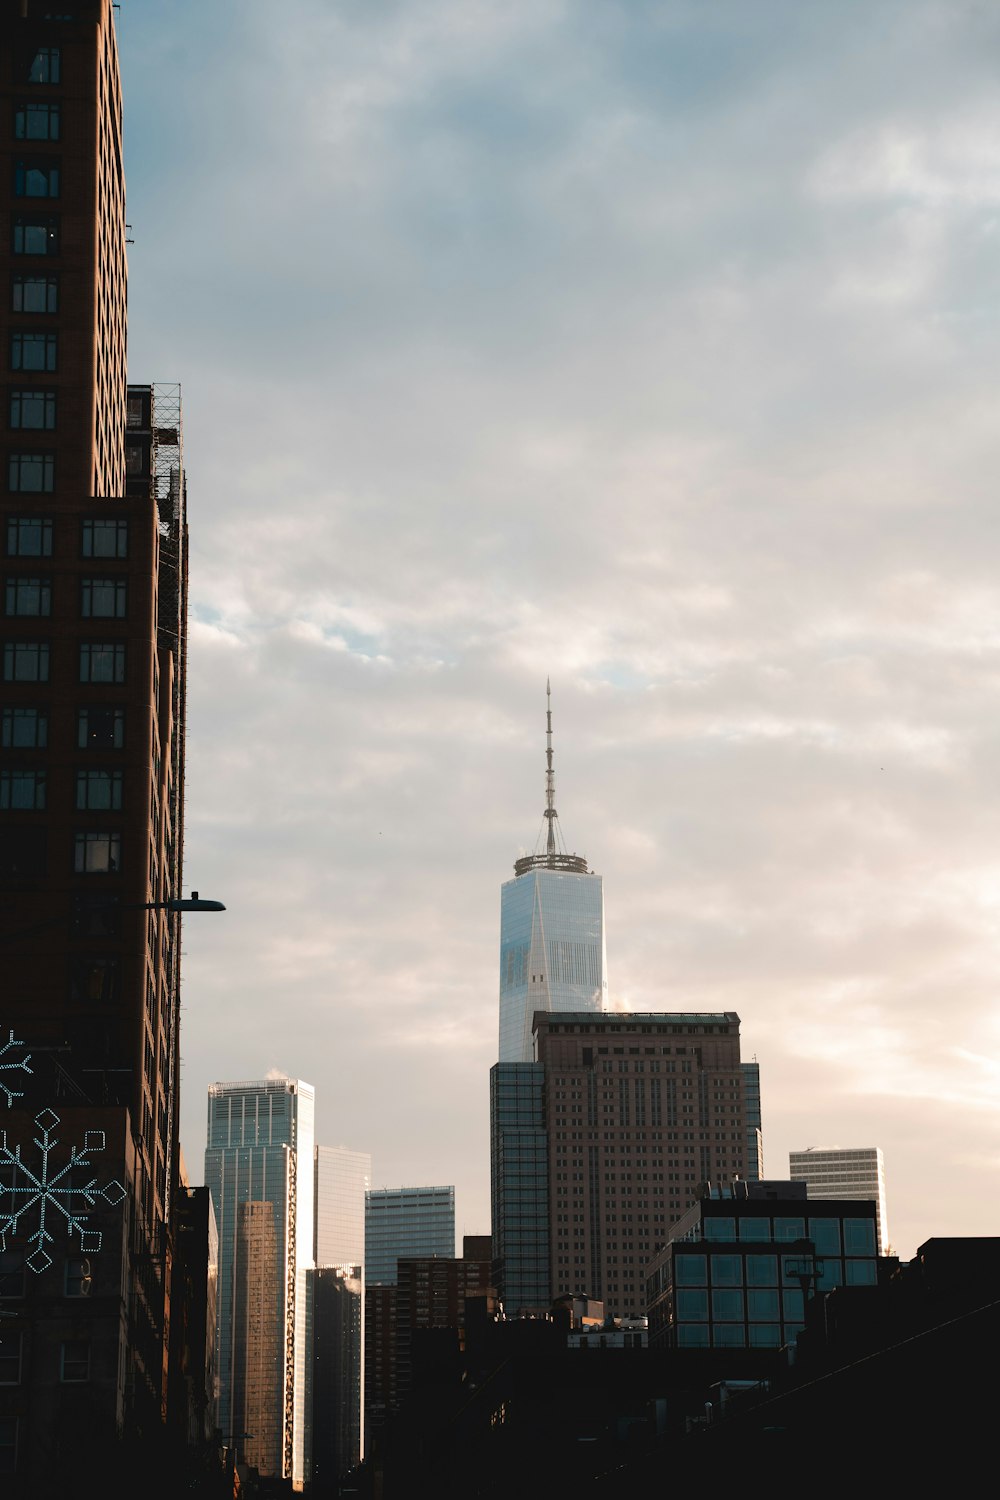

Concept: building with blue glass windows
[[204, 1077, 315, 1487], [499, 685, 608, 1063], [645, 1180, 879, 1351]]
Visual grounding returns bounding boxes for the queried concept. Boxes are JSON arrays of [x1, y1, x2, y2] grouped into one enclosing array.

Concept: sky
[[118, 0, 1000, 1260]]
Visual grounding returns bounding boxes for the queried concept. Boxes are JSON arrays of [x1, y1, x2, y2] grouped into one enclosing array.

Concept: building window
[[81, 518, 128, 558], [10, 331, 56, 371], [2, 641, 48, 681], [78, 643, 125, 684], [80, 578, 126, 618], [12, 217, 59, 256], [10, 390, 56, 430], [8, 452, 54, 492], [11, 274, 58, 313], [0, 1251, 25, 1299], [5, 516, 52, 556], [0, 1333, 21, 1384], [60, 1341, 89, 1382], [1, 707, 47, 748], [24, 47, 61, 85], [64, 1258, 92, 1296], [73, 832, 121, 875], [75, 769, 122, 811], [14, 102, 60, 141], [69, 958, 119, 1004], [13, 159, 60, 199], [0, 770, 45, 810], [5, 575, 51, 616], [77, 707, 124, 751]]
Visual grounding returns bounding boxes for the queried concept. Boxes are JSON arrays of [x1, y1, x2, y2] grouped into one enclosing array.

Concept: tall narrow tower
[[498, 684, 608, 1061]]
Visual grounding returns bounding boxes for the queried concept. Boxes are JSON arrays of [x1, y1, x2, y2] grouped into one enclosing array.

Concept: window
[[845, 1259, 877, 1287], [0, 1333, 20, 1385], [60, 1341, 89, 1382], [15, 102, 60, 140], [6, 516, 52, 555], [703, 1217, 736, 1242], [745, 1254, 778, 1286], [12, 216, 59, 255], [674, 1254, 706, 1287], [75, 770, 122, 811], [0, 826, 46, 879], [843, 1218, 876, 1256], [11, 273, 57, 312], [710, 1254, 743, 1286], [738, 1216, 770, 1241], [10, 331, 56, 371], [0, 770, 45, 810], [2, 641, 48, 681], [1, 707, 46, 747], [69, 958, 119, 1004], [747, 1288, 780, 1321], [77, 707, 124, 750], [773, 1218, 806, 1242], [808, 1219, 841, 1255], [5, 576, 50, 615], [81, 518, 128, 558], [8, 452, 54, 492], [675, 1288, 708, 1320], [711, 1288, 744, 1320], [79, 643, 125, 684], [25, 47, 61, 85], [74, 832, 121, 875], [64, 1258, 91, 1296], [10, 390, 56, 429], [14, 159, 60, 198], [0, 1251, 25, 1299], [81, 577, 126, 618]]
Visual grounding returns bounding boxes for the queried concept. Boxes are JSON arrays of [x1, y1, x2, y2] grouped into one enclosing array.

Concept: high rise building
[[0, 4, 195, 1486], [499, 684, 608, 1063], [315, 1144, 371, 1267], [205, 1078, 315, 1488], [307, 1264, 364, 1486], [491, 1011, 753, 1319], [789, 1146, 890, 1255], [364, 1186, 455, 1286]]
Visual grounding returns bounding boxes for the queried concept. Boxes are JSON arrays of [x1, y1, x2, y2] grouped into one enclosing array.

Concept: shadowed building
[[0, 4, 194, 1489], [492, 1011, 754, 1319]]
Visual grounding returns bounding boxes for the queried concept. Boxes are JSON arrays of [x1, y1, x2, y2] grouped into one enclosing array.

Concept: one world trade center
[[498, 684, 608, 1061]]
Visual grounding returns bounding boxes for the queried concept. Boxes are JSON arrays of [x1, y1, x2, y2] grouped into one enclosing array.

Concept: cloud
[[122, 0, 1000, 1258]]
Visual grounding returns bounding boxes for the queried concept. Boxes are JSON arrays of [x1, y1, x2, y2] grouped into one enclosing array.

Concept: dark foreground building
[[0, 5, 206, 1491]]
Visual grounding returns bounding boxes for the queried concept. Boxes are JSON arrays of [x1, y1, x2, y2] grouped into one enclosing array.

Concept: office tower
[[645, 1179, 880, 1349], [742, 1060, 763, 1180], [499, 684, 608, 1063], [308, 1265, 364, 1486], [365, 1186, 455, 1286], [0, 4, 193, 1485], [789, 1146, 890, 1255], [205, 1078, 315, 1488], [315, 1144, 371, 1267], [491, 1011, 753, 1319]]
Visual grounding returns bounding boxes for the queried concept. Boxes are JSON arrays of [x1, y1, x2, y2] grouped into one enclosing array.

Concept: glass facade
[[314, 1146, 371, 1268], [647, 1194, 879, 1351], [364, 1186, 455, 1287], [204, 1077, 315, 1487], [499, 868, 608, 1062], [789, 1147, 890, 1254], [490, 1062, 550, 1313]]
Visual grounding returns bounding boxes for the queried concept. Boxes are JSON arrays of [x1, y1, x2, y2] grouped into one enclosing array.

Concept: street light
[[144, 890, 226, 913]]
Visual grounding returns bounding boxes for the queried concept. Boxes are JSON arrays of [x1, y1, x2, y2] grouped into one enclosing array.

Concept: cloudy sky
[[119, 0, 1000, 1259]]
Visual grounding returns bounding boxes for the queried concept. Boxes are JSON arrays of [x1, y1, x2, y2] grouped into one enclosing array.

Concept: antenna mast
[[513, 681, 589, 877]]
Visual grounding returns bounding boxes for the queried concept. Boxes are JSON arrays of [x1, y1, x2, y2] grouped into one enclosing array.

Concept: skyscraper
[[364, 1186, 455, 1286], [0, 4, 193, 1485], [315, 1144, 371, 1268], [789, 1146, 890, 1255], [499, 684, 608, 1062], [492, 1010, 753, 1319], [205, 1078, 315, 1488]]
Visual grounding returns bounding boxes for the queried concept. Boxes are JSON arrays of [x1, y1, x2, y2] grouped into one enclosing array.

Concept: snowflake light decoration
[[0, 1027, 32, 1108], [0, 1108, 126, 1272]]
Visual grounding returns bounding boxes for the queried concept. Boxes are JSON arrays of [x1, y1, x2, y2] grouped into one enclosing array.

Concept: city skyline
[[116, 1, 1000, 1262]]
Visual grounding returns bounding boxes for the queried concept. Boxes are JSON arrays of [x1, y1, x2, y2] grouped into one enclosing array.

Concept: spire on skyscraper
[[514, 681, 589, 876]]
